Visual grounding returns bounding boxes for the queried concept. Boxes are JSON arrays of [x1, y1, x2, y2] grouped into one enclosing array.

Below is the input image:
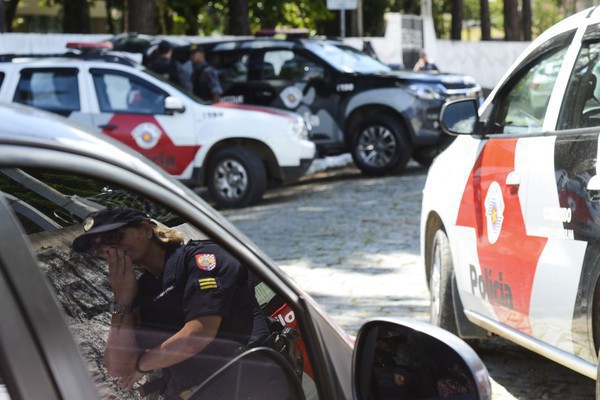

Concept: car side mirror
[[187, 346, 305, 400], [353, 318, 491, 400], [440, 98, 480, 136], [165, 96, 185, 114]]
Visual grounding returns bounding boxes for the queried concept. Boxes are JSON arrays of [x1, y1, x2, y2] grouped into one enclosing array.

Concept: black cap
[[72, 207, 152, 252], [157, 40, 172, 54]]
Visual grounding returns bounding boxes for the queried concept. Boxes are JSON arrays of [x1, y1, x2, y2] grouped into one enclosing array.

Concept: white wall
[[0, 32, 531, 91]]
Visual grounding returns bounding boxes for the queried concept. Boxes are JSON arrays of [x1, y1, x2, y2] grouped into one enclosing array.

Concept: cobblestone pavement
[[221, 161, 596, 400]]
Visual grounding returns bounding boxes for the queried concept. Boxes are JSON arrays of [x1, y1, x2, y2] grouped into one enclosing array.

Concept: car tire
[[350, 113, 412, 176], [429, 229, 458, 334], [207, 147, 267, 209]]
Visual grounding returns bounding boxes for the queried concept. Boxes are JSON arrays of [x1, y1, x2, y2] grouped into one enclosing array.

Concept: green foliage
[[532, 0, 564, 37], [249, 0, 333, 34]]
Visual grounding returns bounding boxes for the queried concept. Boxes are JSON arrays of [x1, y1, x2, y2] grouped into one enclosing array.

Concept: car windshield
[[303, 41, 390, 74]]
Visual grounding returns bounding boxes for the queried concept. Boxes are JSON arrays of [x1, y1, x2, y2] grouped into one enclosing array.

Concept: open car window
[[0, 167, 317, 400]]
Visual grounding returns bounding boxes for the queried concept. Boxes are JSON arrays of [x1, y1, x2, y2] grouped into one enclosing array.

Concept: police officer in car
[[72, 207, 270, 399]]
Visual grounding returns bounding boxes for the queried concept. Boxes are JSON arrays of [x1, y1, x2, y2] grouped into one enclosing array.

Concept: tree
[[128, 0, 156, 33], [63, 0, 90, 33], [229, 0, 250, 35], [504, 0, 520, 40], [480, 0, 491, 40], [450, 0, 463, 40], [521, 0, 532, 41]]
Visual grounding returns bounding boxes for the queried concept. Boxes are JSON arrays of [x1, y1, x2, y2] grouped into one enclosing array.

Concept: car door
[[454, 37, 572, 336], [87, 68, 200, 179], [0, 160, 329, 400], [521, 30, 600, 363], [0, 195, 100, 400]]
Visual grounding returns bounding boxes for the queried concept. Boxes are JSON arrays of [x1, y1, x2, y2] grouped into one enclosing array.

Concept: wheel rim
[[430, 240, 442, 324], [213, 158, 248, 201], [356, 125, 397, 168]]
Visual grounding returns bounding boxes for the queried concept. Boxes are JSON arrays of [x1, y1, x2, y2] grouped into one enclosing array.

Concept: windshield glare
[[304, 41, 391, 74]]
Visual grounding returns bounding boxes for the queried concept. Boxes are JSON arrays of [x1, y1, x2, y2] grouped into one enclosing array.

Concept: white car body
[[421, 6, 600, 383], [0, 54, 315, 207]]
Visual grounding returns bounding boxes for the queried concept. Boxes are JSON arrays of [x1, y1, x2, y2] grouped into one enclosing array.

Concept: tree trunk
[[450, 0, 464, 40], [480, 0, 491, 40], [63, 0, 90, 33], [0, 0, 6, 33], [128, 0, 156, 34], [5, 0, 20, 32], [227, 0, 250, 35], [105, 0, 114, 34], [521, 0, 532, 41], [503, 0, 520, 41]]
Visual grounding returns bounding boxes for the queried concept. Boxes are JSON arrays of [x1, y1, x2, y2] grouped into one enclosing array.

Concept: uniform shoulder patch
[[195, 253, 217, 271]]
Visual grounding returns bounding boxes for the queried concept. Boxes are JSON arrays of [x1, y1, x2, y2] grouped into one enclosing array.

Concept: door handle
[[255, 90, 273, 97], [98, 124, 117, 131], [506, 171, 521, 186]]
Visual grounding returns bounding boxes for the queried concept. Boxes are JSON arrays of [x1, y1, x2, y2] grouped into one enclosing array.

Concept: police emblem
[[132, 122, 162, 149], [83, 217, 94, 232], [484, 181, 504, 244], [195, 254, 217, 271], [280, 86, 303, 109]]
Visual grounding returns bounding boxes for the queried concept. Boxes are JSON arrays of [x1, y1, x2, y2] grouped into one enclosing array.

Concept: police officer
[[148, 40, 181, 85], [72, 207, 270, 399], [190, 46, 223, 103]]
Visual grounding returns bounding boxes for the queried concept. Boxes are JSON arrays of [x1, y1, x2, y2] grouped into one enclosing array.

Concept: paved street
[[221, 159, 596, 400]]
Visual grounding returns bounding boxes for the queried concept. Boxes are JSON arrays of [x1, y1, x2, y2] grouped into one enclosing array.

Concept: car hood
[[356, 70, 480, 87]]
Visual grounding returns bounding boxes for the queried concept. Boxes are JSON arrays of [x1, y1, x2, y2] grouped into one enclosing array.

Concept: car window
[[263, 50, 325, 81], [211, 51, 249, 84], [13, 68, 80, 113], [91, 69, 167, 115], [303, 41, 390, 74], [558, 41, 600, 130], [491, 46, 568, 134], [0, 167, 317, 400]]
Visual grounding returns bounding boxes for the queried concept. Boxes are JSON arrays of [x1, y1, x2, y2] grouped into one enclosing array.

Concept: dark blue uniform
[[134, 240, 270, 397]]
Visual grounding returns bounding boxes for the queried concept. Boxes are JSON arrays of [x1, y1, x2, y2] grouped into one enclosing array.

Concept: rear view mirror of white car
[[353, 318, 491, 400], [440, 98, 479, 136]]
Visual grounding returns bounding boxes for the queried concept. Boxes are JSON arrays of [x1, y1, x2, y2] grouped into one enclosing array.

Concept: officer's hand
[[105, 247, 138, 304], [117, 370, 144, 390]]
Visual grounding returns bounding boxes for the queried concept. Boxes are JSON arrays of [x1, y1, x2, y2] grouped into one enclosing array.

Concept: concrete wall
[[0, 32, 532, 92]]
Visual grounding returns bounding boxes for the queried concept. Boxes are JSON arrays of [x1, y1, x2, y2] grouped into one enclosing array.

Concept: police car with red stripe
[[0, 46, 315, 209], [421, 6, 600, 391]]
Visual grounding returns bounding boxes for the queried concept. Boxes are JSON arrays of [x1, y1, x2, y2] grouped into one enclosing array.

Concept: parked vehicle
[[114, 33, 483, 174], [421, 5, 600, 393], [0, 102, 491, 399], [0, 49, 315, 208], [199, 36, 484, 174]]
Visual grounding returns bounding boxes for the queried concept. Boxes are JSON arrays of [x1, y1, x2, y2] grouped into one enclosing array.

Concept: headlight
[[289, 117, 310, 140], [408, 83, 444, 100]]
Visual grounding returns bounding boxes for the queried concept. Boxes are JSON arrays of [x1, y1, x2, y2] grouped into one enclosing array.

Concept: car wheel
[[350, 113, 412, 176], [207, 147, 267, 209], [429, 229, 458, 334]]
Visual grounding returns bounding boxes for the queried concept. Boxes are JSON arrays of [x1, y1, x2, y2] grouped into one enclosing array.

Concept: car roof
[[207, 37, 343, 52], [0, 102, 169, 185], [0, 51, 142, 67]]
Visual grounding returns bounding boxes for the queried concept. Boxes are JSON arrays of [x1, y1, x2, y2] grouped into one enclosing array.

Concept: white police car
[[0, 102, 491, 399], [421, 6, 600, 393], [0, 47, 315, 209]]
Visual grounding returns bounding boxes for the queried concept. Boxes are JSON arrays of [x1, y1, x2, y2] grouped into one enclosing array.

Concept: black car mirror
[[440, 98, 480, 136], [165, 96, 185, 114], [353, 318, 491, 400], [188, 346, 305, 400]]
